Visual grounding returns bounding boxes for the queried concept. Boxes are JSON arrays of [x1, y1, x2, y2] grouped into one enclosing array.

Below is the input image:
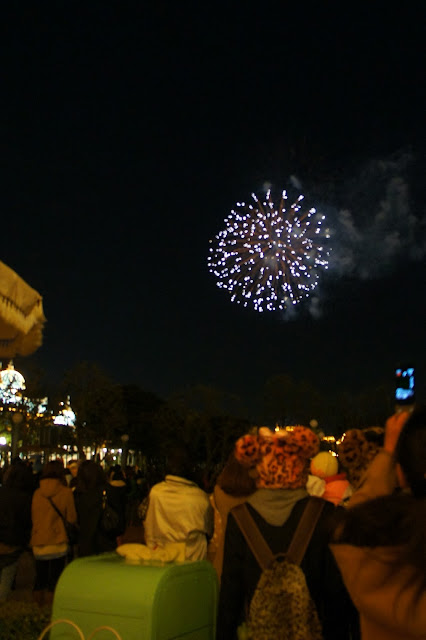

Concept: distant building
[[53, 396, 76, 427], [0, 361, 76, 462], [0, 361, 26, 405]]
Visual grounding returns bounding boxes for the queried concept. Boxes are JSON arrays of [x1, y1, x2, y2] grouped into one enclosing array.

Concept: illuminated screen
[[395, 367, 415, 401]]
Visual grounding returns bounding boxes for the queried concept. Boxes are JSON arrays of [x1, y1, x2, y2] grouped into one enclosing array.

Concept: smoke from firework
[[327, 150, 426, 280], [208, 150, 424, 318]]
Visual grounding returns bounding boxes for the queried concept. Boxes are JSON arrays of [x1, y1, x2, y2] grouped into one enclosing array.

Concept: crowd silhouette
[[0, 406, 424, 639]]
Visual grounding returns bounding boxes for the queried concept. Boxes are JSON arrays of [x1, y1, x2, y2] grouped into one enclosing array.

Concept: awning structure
[[0, 261, 46, 358]]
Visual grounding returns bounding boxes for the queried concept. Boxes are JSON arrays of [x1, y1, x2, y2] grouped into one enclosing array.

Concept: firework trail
[[208, 189, 330, 312]]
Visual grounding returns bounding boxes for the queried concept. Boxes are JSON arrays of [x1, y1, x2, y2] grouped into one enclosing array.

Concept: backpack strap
[[286, 497, 325, 565], [232, 503, 274, 571], [232, 497, 325, 570]]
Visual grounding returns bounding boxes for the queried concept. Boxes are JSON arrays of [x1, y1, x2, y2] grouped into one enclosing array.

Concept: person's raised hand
[[384, 410, 411, 454]]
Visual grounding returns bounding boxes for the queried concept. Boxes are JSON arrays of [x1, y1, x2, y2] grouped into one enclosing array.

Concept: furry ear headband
[[337, 427, 384, 488], [235, 426, 319, 489]]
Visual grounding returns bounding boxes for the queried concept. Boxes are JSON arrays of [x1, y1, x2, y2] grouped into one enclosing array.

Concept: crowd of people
[[0, 457, 147, 606], [0, 405, 425, 639]]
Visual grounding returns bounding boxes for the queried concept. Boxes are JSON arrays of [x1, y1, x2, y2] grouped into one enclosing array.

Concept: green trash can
[[50, 553, 218, 639]]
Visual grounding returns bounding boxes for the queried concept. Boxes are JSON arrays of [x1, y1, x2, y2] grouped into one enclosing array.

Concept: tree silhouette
[[62, 361, 125, 456]]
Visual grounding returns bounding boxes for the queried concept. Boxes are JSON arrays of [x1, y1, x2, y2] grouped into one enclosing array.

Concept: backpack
[[232, 497, 325, 640]]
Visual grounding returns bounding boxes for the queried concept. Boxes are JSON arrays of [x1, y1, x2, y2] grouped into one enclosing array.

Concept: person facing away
[[144, 445, 213, 561], [208, 451, 257, 581], [106, 464, 128, 529], [330, 406, 426, 640], [31, 459, 77, 606], [217, 426, 358, 640], [74, 460, 125, 557], [0, 461, 34, 601]]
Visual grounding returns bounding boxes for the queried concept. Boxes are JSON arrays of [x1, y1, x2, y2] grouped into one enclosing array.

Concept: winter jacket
[[330, 450, 426, 640], [0, 485, 32, 548], [217, 489, 358, 640], [74, 483, 124, 557], [331, 543, 426, 640], [30, 478, 77, 547], [107, 479, 127, 530], [144, 475, 213, 561], [0, 485, 32, 569]]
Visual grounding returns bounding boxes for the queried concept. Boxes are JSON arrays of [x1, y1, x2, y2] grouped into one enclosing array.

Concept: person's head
[[395, 406, 426, 498], [41, 459, 67, 485], [216, 452, 257, 497], [108, 464, 125, 481], [109, 465, 126, 482], [165, 445, 192, 479], [125, 465, 135, 479], [3, 460, 34, 492], [235, 426, 319, 490], [67, 459, 80, 478], [76, 460, 106, 491]]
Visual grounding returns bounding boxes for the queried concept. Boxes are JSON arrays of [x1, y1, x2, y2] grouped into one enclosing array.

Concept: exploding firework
[[208, 189, 330, 312]]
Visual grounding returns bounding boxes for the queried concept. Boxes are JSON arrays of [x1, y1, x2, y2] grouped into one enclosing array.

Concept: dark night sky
[[2, 3, 426, 411]]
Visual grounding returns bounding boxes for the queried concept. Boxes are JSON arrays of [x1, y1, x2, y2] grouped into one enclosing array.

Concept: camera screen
[[395, 367, 415, 402]]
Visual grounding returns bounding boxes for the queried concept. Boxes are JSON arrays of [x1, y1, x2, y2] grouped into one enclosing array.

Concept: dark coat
[[0, 486, 32, 548], [217, 496, 359, 640], [107, 479, 127, 527], [74, 483, 125, 557]]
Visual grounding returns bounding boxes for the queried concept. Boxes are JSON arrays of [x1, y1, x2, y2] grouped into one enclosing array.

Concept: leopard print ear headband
[[235, 426, 320, 489], [337, 427, 384, 488], [234, 433, 261, 468], [235, 427, 319, 465]]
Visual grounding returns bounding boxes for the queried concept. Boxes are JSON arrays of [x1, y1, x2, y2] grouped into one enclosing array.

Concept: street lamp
[[11, 411, 24, 460]]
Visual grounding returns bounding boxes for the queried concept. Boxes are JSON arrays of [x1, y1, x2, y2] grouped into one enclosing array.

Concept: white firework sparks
[[208, 189, 330, 312]]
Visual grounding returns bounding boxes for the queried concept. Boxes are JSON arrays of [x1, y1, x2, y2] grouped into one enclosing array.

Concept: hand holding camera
[[384, 410, 411, 455]]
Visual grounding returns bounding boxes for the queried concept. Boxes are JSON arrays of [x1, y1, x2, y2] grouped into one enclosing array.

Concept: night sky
[[3, 3, 426, 411]]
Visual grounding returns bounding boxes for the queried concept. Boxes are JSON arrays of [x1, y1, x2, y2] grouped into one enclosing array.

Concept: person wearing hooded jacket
[[30, 460, 77, 606], [216, 426, 358, 640]]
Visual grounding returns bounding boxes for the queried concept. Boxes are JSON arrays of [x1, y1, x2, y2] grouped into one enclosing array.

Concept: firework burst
[[208, 189, 330, 312]]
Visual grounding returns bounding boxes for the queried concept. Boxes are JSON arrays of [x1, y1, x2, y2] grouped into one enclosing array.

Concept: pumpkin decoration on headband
[[235, 426, 319, 489]]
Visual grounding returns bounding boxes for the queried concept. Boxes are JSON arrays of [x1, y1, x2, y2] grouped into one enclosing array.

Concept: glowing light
[[208, 189, 330, 312], [53, 395, 76, 427], [0, 363, 26, 405]]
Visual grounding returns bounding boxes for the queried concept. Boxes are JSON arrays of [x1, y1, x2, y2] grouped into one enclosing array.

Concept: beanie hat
[[235, 426, 319, 489]]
